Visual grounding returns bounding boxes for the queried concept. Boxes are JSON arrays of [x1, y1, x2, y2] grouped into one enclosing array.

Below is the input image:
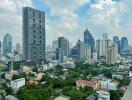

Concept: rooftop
[[76, 80, 97, 86]]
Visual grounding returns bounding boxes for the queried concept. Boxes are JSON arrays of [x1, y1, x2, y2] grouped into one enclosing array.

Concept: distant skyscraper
[[58, 37, 69, 57], [14, 43, 21, 54], [56, 48, 64, 62], [53, 40, 58, 52], [96, 39, 103, 58], [106, 43, 118, 64], [102, 33, 112, 57], [22, 7, 45, 61], [113, 36, 119, 43], [3, 33, 12, 54], [84, 28, 95, 53], [70, 46, 77, 58], [121, 37, 128, 52], [113, 36, 120, 53], [77, 40, 91, 62]]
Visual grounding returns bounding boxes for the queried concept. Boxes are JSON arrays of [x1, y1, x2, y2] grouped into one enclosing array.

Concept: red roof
[[76, 80, 97, 86]]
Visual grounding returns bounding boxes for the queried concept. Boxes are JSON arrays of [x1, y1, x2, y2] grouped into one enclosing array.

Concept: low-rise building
[[5, 95, 18, 100], [100, 80, 118, 90], [76, 80, 98, 89], [11, 78, 25, 90], [96, 91, 110, 100]]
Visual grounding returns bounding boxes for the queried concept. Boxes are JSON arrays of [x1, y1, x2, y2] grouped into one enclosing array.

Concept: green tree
[[110, 90, 120, 100], [1, 73, 5, 79]]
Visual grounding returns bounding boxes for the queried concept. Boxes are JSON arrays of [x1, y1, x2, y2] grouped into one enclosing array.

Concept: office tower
[[106, 39, 112, 48], [77, 40, 91, 62], [106, 43, 118, 64], [22, 7, 45, 61], [121, 37, 128, 52], [56, 48, 64, 62], [102, 33, 108, 57], [3, 33, 12, 54], [58, 37, 69, 57], [96, 39, 103, 58], [14, 43, 21, 54], [84, 28, 95, 53], [53, 40, 58, 52], [70, 46, 77, 58], [113, 36, 120, 53], [113, 36, 119, 43]]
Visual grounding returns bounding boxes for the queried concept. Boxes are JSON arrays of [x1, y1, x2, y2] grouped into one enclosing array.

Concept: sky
[[0, 0, 132, 46]]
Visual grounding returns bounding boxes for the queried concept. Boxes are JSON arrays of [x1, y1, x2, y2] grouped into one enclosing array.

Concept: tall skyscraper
[[121, 37, 128, 52], [3, 33, 12, 54], [84, 28, 95, 53], [106, 43, 118, 64], [113, 36, 120, 53], [102, 33, 108, 57], [22, 7, 45, 61], [77, 40, 91, 62], [58, 37, 69, 57], [96, 39, 103, 58]]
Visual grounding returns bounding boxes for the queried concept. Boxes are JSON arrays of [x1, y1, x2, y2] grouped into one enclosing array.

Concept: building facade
[[77, 40, 91, 62], [84, 28, 95, 53], [121, 37, 128, 52], [96, 39, 103, 58], [58, 37, 69, 57], [106, 43, 118, 64], [11, 78, 25, 89], [22, 7, 45, 61], [3, 33, 12, 54]]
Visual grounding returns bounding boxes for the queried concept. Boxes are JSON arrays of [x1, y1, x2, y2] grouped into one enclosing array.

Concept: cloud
[[82, 0, 131, 41], [0, 0, 32, 45], [0, 0, 132, 47]]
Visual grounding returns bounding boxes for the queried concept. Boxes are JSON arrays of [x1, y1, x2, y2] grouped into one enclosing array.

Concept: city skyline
[[0, 0, 132, 46]]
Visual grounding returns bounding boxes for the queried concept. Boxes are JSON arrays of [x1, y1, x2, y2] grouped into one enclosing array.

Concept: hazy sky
[[0, 0, 132, 46]]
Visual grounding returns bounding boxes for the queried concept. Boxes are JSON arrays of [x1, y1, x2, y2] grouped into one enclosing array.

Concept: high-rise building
[[106, 43, 118, 64], [121, 37, 128, 52], [84, 28, 95, 53], [102, 33, 108, 57], [3, 33, 12, 54], [56, 48, 64, 62], [58, 37, 69, 57], [14, 43, 21, 54], [53, 40, 58, 52], [102, 33, 112, 57], [96, 39, 103, 58], [113, 36, 119, 43], [77, 40, 91, 62], [113, 36, 120, 53], [22, 7, 45, 61]]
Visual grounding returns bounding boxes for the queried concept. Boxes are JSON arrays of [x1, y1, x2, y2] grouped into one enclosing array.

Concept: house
[[76, 80, 98, 89]]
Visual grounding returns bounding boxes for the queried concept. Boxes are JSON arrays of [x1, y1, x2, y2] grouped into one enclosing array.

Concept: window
[[34, 35, 36, 39], [39, 13, 41, 18], [33, 12, 35, 17], [33, 30, 35, 33], [34, 40, 36, 44], [33, 18, 35, 22], [33, 24, 35, 28], [39, 25, 41, 29]]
